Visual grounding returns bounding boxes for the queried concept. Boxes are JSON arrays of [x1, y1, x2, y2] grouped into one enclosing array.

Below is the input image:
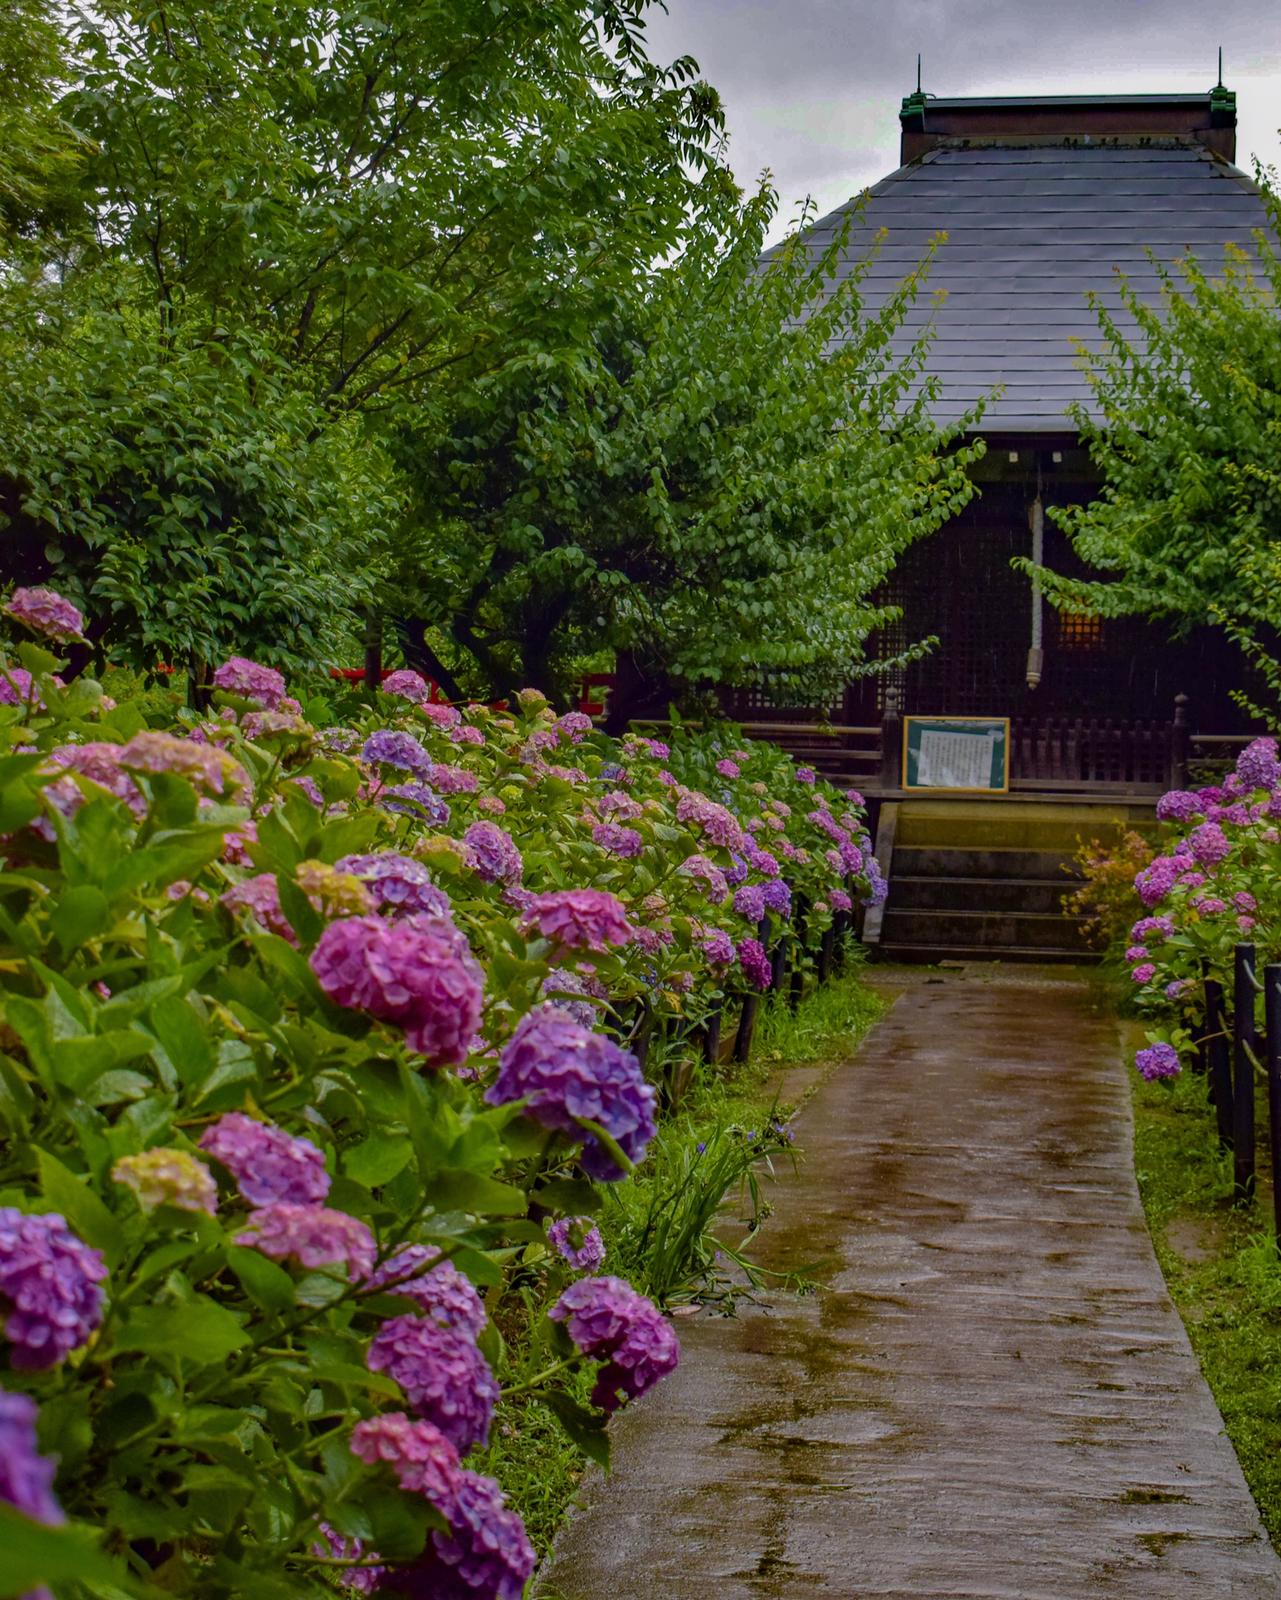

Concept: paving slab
[[540, 970, 1281, 1599]]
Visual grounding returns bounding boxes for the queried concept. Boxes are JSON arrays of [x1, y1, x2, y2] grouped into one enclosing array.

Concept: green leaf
[[149, 993, 215, 1087], [115, 1295, 249, 1366], [0, 1505, 123, 1597], [49, 884, 112, 955], [36, 1148, 125, 1264], [532, 1178, 601, 1216], [345, 1132, 412, 1188], [422, 1169, 527, 1217], [51, 1029, 155, 1094], [226, 1244, 296, 1314], [542, 1390, 611, 1469]]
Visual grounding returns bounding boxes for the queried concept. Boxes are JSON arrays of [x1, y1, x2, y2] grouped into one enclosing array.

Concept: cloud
[[642, 0, 1281, 224]]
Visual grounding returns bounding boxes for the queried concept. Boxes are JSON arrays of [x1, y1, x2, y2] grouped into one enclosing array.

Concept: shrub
[[0, 598, 874, 1595]]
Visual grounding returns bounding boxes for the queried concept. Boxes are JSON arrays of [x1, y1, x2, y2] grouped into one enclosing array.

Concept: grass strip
[[1131, 1045, 1281, 1547]]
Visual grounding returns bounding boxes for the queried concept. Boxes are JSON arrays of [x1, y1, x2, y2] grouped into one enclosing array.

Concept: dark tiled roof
[[789, 139, 1271, 434]]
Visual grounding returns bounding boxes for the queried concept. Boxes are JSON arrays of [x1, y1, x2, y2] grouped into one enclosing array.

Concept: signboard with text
[[903, 716, 1010, 793]]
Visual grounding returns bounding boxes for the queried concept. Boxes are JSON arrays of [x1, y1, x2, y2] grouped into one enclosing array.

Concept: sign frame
[[902, 715, 1011, 794]]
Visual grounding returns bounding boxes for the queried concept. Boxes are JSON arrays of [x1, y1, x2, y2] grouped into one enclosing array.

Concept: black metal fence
[[1194, 942, 1281, 1244]]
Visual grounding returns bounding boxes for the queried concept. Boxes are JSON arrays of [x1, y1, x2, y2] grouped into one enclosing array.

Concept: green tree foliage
[[399, 188, 982, 705], [1037, 184, 1281, 658], [1, 1, 724, 669], [0, 0, 85, 233]]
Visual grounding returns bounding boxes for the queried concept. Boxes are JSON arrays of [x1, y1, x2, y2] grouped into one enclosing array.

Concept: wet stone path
[[542, 970, 1281, 1599]]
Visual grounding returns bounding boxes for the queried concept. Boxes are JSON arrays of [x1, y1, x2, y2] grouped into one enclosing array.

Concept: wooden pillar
[[363, 610, 383, 704]]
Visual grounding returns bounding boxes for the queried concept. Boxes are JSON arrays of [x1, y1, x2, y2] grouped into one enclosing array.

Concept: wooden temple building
[[716, 83, 1270, 795], [715, 84, 1274, 958]]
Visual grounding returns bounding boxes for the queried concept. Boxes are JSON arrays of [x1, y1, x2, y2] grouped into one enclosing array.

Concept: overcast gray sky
[[641, 0, 1281, 230]]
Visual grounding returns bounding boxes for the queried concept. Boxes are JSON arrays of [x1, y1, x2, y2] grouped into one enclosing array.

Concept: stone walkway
[[541, 970, 1281, 1599]]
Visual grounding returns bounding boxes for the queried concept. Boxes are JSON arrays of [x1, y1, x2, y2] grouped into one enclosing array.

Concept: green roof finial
[[1217, 45, 1223, 88], [917, 53, 922, 94]]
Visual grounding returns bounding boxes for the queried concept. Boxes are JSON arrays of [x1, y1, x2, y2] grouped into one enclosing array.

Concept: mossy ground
[[1130, 1031, 1281, 1548], [485, 964, 885, 1562]]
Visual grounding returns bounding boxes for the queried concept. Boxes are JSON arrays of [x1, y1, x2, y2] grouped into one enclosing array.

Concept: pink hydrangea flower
[[382, 669, 432, 704], [310, 915, 484, 1066], [4, 586, 83, 640], [119, 731, 250, 803], [520, 889, 632, 952], [235, 1202, 375, 1279], [211, 656, 286, 710], [366, 1313, 499, 1452]]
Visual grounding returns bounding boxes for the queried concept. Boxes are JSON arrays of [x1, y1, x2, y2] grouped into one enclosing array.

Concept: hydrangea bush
[[1111, 738, 1281, 1079], [0, 609, 874, 1595]]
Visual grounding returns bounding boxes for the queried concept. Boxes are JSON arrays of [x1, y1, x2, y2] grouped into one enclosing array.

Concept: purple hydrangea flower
[[211, 655, 287, 709], [733, 884, 766, 923], [592, 822, 643, 858], [701, 927, 735, 966], [556, 711, 594, 743], [485, 1005, 656, 1180], [199, 1113, 329, 1207], [746, 846, 781, 878], [1166, 979, 1193, 1001], [829, 888, 853, 914], [795, 766, 817, 784], [5, 585, 84, 641], [715, 758, 741, 778], [680, 855, 729, 905], [0, 666, 45, 708], [1132, 915, 1174, 941], [0, 1210, 107, 1369], [1135, 856, 1181, 907], [380, 782, 451, 824], [235, 1202, 375, 1280], [1136, 1042, 1181, 1081], [362, 729, 433, 777], [112, 1149, 218, 1215], [1155, 789, 1204, 823], [363, 1246, 486, 1339], [429, 763, 479, 795], [1131, 963, 1157, 984], [366, 1313, 499, 1452], [312, 1524, 383, 1595], [382, 669, 432, 704], [1236, 737, 1281, 792], [549, 1276, 679, 1412], [737, 937, 772, 991], [336, 852, 452, 919], [0, 1388, 64, 1528], [520, 889, 632, 953], [761, 878, 792, 917], [539, 970, 599, 1027], [548, 1216, 606, 1273], [1189, 822, 1230, 867], [1124, 945, 1149, 964], [417, 1468, 537, 1599], [462, 821, 523, 884], [1192, 895, 1227, 916], [310, 915, 483, 1066]]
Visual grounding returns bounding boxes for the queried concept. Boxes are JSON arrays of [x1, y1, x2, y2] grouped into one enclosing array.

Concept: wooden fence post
[[1265, 965, 1281, 1253], [1233, 942, 1257, 1203], [1204, 973, 1234, 1150], [879, 685, 902, 791], [701, 1003, 723, 1066], [1168, 692, 1189, 790]]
